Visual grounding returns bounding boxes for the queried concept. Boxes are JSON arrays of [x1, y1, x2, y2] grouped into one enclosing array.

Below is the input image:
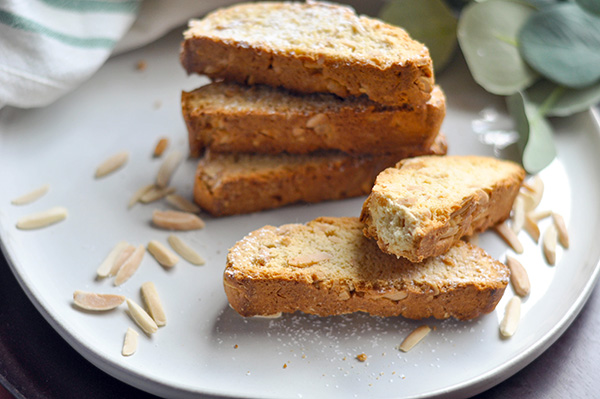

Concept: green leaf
[[378, 0, 458, 72], [457, 0, 538, 95], [575, 0, 600, 16], [506, 91, 557, 174], [526, 79, 600, 117], [519, 3, 600, 88]]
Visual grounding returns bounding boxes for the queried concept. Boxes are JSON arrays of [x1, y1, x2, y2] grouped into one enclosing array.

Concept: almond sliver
[[126, 298, 158, 335], [505, 256, 530, 297], [523, 214, 541, 242], [552, 212, 569, 249], [166, 194, 201, 213], [97, 241, 130, 278], [114, 245, 145, 286], [494, 222, 523, 254], [128, 184, 155, 208], [11, 184, 50, 206], [16, 206, 68, 230], [147, 240, 179, 268], [500, 297, 521, 338], [156, 151, 184, 188], [109, 244, 136, 276], [95, 151, 129, 178], [122, 327, 139, 356], [399, 325, 431, 352], [153, 137, 169, 157], [140, 185, 176, 204], [511, 196, 525, 234], [152, 210, 205, 231], [543, 224, 558, 265], [73, 290, 125, 311], [167, 235, 205, 265], [141, 282, 166, 326]]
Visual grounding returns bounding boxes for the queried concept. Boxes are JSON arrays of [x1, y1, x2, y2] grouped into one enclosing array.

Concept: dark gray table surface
[[0, 247, 599, 398]]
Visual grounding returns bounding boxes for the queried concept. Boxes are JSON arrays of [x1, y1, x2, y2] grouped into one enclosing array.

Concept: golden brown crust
[[180, 2, 434, 106], [224, 217, 509, 320], [194, 133, 447, 217], [182, 83, 446, 157], [360, 156, 526, 262]]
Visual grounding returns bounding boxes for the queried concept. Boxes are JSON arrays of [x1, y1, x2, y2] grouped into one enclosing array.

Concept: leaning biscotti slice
[[194, 133, 447, 217], [183, 83, 446, 157], [360, 155, 526, 262], [224, 217, 509, 320], [181, 1, 434, 106]]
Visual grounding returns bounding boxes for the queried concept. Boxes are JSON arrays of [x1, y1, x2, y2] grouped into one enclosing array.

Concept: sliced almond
[[167, 235, 205, 265], [251, 313, 283, 319], [166, 194, 201, 213], [543, 224, 558, 265], [152, 210, 205, 231], [73, 290, 125, 311], [288, 252, 332, 267], [109, 244, 136, 276], [399, 325, 431, 352], [466, 233, 479, 246], [522, 175, 544, 206], [16, 206, 68, 230], [156, 151, 184, 188], [153, 137, 169, 157], [500, 296, 521, 338], [552, 212, 569, 249], [528, 209, 552, 223], [147, 240, 179, 268], [139, 185, 176, 204], [114, 245, 145, 286], [126, 298, 158, 335], [97, 241, 130, 278], [523, 214, 541, 242], [511, 196, 525, 234], [128, 184, 154, 208], [141, 282, 166, 327], [122, 327, 139, 356], [11, 184, 50, 206], [494, 222, 524, 254], [95, 151, 129, 178], [505, 256, 530, 297]]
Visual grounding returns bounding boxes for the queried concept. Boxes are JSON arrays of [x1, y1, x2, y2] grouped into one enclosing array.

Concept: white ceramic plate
[[1, 29, 600, 399]]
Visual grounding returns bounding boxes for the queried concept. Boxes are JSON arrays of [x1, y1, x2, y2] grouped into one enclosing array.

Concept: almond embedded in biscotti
[[288, 252, 332, 267], [73, 290, 125, 311], [399, 325, 431, 352], [306, 113, 328, 129], [152, 210, 205, 231]]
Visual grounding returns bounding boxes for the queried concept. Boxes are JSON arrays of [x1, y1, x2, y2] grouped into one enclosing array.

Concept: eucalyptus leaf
[[519, 3, 600, 88], [457, 0, 538, 95], [575, 0, 600, 16], [378, 0, 458, 72], [506, 91, 556, 174], [526, 79, 600, 117]]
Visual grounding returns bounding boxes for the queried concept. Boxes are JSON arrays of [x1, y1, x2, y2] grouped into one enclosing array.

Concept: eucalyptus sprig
[[379, 0, 600, 174]]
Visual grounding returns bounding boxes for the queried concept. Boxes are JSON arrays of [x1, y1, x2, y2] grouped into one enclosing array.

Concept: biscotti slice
[[181, 1, 434, 106], [224, 217, 509, 320], [194, 133, 447, 217], [360, 155, 526, 262], [183, 83, 446, 157]]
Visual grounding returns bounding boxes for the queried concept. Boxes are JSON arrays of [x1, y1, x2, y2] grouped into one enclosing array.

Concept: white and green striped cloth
[[0, 0, 239, 109]]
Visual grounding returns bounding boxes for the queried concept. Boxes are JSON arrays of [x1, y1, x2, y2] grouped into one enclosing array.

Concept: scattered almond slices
[[399, 325, 431, 352], [523, 214, 541, 242], [494, 222, 523, 254], [95, 151, 129, 178], [156, 150, 184, 188], [505, 256, 530, 297], [166, 194, 200, 213], [114, 245, 145, 286], [153, 137, 169, 158], [122, 327, 139, 356], [552, 212, 569, 249], [73, 290, 125, 311], [16, 206, 68, 230], [96, 241, 130, 278], [141, 282, 166, 327], [167, 235, 205, 265], [511, 196, 525, 234], [542, 224, 558, 266], [522, 175, 544, 206], [500, 297, 521, 338], [147, 240, 179, 268], [140, 185, 176, 204], [109, 244, 136, 277], [128, 184, 155, 208], [11, 184, 50, 206], [126, 298, 158, 335], [152, 210, 205, 231]]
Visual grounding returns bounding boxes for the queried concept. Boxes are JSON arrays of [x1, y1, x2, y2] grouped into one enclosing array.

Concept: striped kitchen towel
[[0, 0, 239, 110]]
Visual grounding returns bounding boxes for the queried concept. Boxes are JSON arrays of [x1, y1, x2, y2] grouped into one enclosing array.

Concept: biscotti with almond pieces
[[183, 82, 446, 157], [194, 133, 447, 216], [360, 155, 526, 263], [180, 1, 434, 106], [224, 217, 510, 320]]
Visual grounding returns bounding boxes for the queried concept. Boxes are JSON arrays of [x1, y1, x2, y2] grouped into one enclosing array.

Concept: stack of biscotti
[[224, 156, 525, 320], [180, 1, 447, 216]]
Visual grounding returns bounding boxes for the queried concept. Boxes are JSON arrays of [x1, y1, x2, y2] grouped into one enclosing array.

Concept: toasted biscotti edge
[[224, 217, 509, 320], [182, 84, 446, 157], [360, 156, 526, 262], [194, 133, 447, 217], [180, 2, 434, 106]]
